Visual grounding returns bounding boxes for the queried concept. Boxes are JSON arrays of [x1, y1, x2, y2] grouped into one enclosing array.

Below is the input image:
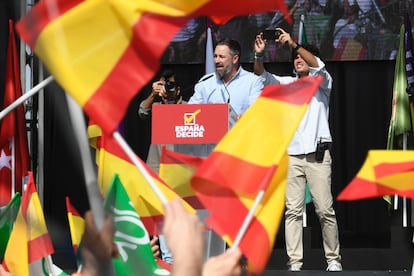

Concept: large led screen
[[160, 0, 413, 63]]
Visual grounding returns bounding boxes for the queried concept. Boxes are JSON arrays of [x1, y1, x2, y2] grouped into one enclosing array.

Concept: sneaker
[[326, 260, 342, 271], [288, 263, 302, 271]]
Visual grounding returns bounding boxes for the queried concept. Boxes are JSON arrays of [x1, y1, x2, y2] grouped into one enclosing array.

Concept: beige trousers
[[285, 151, 341, 267]]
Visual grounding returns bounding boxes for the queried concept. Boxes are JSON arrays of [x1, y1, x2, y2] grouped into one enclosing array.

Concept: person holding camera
[[138, 69, 184, 265], [253, 28, 342, 272]]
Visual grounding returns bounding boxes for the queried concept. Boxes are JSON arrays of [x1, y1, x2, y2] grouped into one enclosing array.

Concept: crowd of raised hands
[[74, 199, 243, 276]]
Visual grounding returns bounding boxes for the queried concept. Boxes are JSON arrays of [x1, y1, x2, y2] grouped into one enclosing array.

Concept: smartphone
[[261, 29, 282, 41]]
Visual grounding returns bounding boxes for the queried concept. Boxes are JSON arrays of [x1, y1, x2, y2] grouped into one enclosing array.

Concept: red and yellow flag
[[98, 135, 194, 235], [3, 172, 54, 276], [65, 197, 85, 256], [159, 146, 205, 209], [16, 0, 288, 135], [191, 77, 322, 274], [337, 150, 414, 200]]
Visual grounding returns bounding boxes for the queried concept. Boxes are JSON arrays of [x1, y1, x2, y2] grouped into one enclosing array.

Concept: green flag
[[103, 174, 170, 276], [0, 193, 21, 259], [384, 24, 414, 205], [387, 24, 414, 150]]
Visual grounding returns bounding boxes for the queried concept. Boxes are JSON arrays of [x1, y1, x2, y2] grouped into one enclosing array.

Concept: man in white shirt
[[253, 28, 342, 272]]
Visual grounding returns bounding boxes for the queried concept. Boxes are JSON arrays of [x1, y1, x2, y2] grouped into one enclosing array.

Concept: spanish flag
[[159, 146, 205, 209], [337, 150, 414, 200], [65, 197, 85, 257], [3, 172, 54, 276], [98, 135, 195, 235], [16, 0, 289, 135], [191, 77, 322, 274]]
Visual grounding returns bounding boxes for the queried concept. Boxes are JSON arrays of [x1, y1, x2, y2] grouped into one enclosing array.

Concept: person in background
[[189, 38, 263, 117], [138, 69, 183, 264], [253, 28, 342, 272], [186, 38, 263, 157]]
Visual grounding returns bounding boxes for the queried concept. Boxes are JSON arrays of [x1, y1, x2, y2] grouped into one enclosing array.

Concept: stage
[[262, 271, 410, 275]]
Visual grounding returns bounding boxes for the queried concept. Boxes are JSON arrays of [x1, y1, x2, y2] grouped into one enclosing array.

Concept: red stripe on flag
[[337, 177, 414, 200], [260, 76, 322, 104], [28, 234, 54, 263], [160, 146, 204, 166], [84, 14, 188, 133], [196, 152, 277, 194], [140, 214, 164, 236], [374, 161, 414, 178], [195, 185, 271, 272], [15, 0, 84, 48], [65, 196, 81, 216]]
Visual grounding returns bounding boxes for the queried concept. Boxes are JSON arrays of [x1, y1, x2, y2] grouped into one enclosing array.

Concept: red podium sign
[[151, 104, 229, 144]]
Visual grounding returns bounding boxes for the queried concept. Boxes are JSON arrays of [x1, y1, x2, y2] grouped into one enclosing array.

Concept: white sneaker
[[326, 260, 342, 271], [288, 263, 302, 271]]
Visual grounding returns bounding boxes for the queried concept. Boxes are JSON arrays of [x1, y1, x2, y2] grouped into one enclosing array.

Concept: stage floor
[[262, 270, 410, 275]]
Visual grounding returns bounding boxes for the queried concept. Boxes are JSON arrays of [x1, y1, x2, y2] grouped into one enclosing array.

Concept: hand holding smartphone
[[261, 29, 282, 41]]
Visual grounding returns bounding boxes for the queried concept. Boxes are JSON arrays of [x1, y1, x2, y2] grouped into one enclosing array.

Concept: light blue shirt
[[260, 57, 333, 155], [188, 66, 264, 116]]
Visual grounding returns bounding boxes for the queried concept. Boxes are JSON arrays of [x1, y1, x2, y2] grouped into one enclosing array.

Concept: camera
[[261, 29, 282, 41], [164, 80, 177, 94]]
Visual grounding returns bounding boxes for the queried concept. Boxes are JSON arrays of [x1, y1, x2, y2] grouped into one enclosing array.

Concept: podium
[[152, 103, 237, 259]]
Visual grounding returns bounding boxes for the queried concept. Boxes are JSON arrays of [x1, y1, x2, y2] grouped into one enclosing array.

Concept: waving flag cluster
[[16, 0, 289, 135], [191, 77, 322, 274], [97, 135, 194, 235], [338, 150, 414, 200], [3, 172, 54, 276], [0, 193, 20, 260]]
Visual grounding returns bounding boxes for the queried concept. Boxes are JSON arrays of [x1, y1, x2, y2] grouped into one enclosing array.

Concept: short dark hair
[[161, 69, 175, 80], [216, 38, 241, 59], [291, 43, 320, 61]]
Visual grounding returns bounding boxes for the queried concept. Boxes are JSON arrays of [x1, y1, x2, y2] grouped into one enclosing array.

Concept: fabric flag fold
[[159, 146, 205, 209], [65, 197, 85, 257], [98, 135, 194, 235], [3, 171, 54, 276], [103, 173, 170, 275], [16, 0, 288, 135], [387, 24, 414, 150], [191, 76, 322, 274], [0, 192, 21, 260], [337, 150, 414, 200], [0, 19, 30, 205]]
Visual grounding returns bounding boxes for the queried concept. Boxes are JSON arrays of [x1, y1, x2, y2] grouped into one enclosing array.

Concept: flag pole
[[112, 131, 168, 205], [230, 165, 277, 249], [0, 75, 54, 121], [298, 14, 308, 228], [65, 94, 115, 275], [65, 94, 106, 230]]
